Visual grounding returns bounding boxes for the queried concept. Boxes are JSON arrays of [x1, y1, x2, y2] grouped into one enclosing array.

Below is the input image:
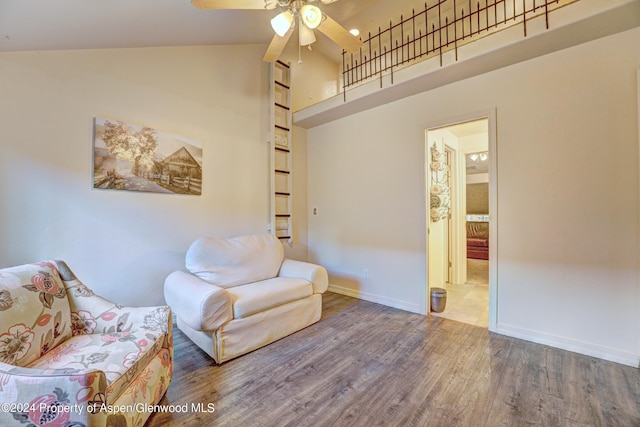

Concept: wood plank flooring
[[147, 292, 640, 427]]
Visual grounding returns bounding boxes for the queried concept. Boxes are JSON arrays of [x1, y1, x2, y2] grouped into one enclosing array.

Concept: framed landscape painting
[[92, 117, 203, 195]]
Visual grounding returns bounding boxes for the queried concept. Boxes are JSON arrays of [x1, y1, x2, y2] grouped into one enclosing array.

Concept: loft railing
[[341, 0, 578, 96]]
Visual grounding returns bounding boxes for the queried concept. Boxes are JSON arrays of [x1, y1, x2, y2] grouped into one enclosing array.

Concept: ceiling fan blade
[[317, 14, 362, 53], [191, 0, 268, 10], [263, 28, 294, 62]]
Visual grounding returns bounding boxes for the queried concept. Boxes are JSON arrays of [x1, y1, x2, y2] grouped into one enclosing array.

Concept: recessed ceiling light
[[349, 28, 360, 37]]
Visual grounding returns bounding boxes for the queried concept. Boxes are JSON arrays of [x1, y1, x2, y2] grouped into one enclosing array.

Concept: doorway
[[426, 113, 496, 329]]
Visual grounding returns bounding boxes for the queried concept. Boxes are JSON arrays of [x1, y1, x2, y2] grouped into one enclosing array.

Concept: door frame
[[424, 108, 498, 331], [444, 145, 456, 285]]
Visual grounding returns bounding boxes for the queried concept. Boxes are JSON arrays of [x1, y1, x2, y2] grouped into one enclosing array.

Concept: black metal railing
[[341, 0, 578, 95]]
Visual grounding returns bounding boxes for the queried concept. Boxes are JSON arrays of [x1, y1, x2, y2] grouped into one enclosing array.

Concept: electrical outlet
[[364, 269, 369, 279]]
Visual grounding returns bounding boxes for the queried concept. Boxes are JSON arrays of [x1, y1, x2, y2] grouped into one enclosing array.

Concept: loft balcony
[[293, 0, 640, 128]]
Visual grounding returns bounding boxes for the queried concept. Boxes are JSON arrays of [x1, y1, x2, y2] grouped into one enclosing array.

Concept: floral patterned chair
[[0, 260, 172, 427]]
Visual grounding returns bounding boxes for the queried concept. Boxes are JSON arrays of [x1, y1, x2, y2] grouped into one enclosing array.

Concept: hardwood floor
[[147, 292, 640, 427]]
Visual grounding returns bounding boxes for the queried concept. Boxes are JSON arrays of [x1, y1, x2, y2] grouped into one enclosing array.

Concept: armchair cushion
[[186, 234, 284, 288], [28, 330, 168, 403], [227, 277, 312, 318]]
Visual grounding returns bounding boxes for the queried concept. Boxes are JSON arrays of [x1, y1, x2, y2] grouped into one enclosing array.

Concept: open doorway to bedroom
[[426, 115, 495, 328]]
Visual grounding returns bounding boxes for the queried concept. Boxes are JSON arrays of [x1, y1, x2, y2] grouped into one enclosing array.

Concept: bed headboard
[[466, 221, 489, 238]]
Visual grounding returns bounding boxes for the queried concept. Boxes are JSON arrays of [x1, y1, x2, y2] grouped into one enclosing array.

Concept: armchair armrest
[[279, 259, 328, 294], [0, 362, 107, 425], [164, 271, 233, 332], [53, 261, 171, 339]]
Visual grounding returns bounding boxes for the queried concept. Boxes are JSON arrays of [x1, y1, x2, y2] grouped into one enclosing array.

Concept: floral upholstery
[[0, 261, 72, 367], [0, 260, 172, 427]]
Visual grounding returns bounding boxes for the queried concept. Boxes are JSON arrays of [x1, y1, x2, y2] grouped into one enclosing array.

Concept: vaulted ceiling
[[0, 0, 442, 62]]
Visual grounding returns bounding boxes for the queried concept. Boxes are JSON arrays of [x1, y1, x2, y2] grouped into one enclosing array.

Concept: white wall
[[275, 43, 340, 261], [280, 43, 339, 112], [0, 45, 274, 306], [307, 27, 640, 365]]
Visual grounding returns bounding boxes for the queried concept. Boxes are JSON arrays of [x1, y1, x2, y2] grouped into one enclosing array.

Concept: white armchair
[[165, 234, 328, 363]]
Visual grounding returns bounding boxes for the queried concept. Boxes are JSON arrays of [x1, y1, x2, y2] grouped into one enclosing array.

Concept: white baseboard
[[493, 323, 640, 368], [327, 283, 421, 314]]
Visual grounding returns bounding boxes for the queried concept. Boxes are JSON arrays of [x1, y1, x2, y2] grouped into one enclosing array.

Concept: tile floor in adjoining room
[[431, 259, 489, 327]]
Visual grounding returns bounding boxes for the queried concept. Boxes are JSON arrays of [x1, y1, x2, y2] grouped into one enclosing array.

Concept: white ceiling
[[447, 120, 488, 138], [0, 0, 432, 62]]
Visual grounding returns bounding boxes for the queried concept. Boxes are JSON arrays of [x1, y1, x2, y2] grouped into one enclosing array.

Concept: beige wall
[[0, 17, 637, 367], [280, 43, 339, 112], [276, 44, 339, 259], [466, 183, 489, 214], [0, 45, 275, 306], [306, 27, 640, 365]]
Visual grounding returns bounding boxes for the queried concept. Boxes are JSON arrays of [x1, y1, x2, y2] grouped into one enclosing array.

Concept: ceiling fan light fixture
[[300, 5, 322, 29], [271, 10, 294, 37], [299, 22, 316, 46]]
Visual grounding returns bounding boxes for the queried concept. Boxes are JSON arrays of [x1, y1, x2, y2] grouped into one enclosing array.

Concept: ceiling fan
[[191, 0, 363, 62]]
